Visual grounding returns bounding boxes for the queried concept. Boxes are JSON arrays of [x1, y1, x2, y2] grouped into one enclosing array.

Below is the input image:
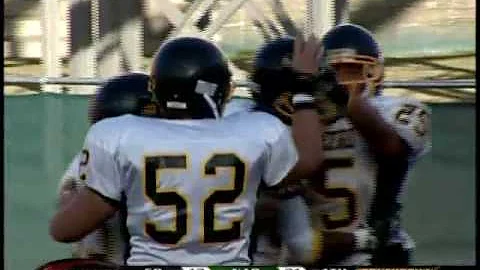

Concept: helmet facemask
[[328, 53, 384, 97]]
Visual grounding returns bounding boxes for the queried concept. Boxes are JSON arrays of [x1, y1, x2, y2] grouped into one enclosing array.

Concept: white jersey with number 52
[[80, 111, 298, 266]]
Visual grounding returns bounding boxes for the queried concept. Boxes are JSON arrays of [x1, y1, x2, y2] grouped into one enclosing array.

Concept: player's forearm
[[288, 36, 326, 178], [291, 109, 325, 177], [50, 204, 94, 243], [57, 178, 79, 208], [314, 231, 355, 264], [50, 187, 117, 243], [312, 229, 376, 265], [287, 228, 374, 265], [347, 95, 407, 158]]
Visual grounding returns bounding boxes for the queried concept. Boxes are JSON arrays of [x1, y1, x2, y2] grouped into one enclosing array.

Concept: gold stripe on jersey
[[199, 152, 248, 245], [142, 153, 192, 246], [306, 227, 324, 264]]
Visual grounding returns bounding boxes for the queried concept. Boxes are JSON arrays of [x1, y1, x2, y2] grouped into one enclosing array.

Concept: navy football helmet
[[89, 73, 151, 124], [251, 37, 296, 123], [251, 36, 295, 105], [251, 36, 343, 124], [321, 23, 384, 97], [149, 37, 232, 119]]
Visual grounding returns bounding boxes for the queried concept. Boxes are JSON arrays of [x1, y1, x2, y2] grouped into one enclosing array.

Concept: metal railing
[[4, 75, 476, 90]]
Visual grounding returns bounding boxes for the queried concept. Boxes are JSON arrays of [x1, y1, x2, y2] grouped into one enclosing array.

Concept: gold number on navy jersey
[[144, 153, 246, 245], [319, 157, 357, 230], [395, 104, 429, 136]]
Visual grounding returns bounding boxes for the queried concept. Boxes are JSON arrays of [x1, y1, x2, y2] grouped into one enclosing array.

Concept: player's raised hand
[[292, 34, 322, 75]]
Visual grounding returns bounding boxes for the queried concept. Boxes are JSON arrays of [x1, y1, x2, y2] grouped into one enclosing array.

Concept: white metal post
[[335, 0, 350, 24], [42, 0, 62, 93], [244, 1, 286, 39], [304, 0, 313, 38], [119, 0, 144, 72], [42, 0, 64, 184], [203, 0, 250, 39], [170, 0, 217, 38], [305, 0, 335, 38], [92, 0, 122, 78]]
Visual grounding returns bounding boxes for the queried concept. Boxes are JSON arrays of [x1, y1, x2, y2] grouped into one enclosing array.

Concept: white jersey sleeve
[[81, 121, 125, 202], [371, 96, 432, 158], [223, 97, 256, 117], [58, 153, 82, 194], [262, 122, 298, 187], [58, 150, 128, 265]]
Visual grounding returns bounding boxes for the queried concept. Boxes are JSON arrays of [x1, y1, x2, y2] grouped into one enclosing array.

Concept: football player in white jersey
[[244, 36, 381, 266], [259, 24, 431, 266], [57, 73, 152, 264], [49, 36, 327, 265], [308, 23, 431, 266], [223, 96, 256, 117]]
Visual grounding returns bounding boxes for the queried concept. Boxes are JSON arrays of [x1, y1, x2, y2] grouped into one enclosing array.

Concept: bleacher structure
[[3, 0, 476, 95]]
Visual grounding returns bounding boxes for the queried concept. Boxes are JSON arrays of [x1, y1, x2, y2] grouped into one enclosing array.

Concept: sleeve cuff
[[86, 186, 121, 208]]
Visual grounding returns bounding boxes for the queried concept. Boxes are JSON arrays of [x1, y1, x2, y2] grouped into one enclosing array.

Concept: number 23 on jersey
[[143, 153, 246, 245]]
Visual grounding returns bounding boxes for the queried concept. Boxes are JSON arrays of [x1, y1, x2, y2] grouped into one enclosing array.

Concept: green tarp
[[4, 94, 475, 269]]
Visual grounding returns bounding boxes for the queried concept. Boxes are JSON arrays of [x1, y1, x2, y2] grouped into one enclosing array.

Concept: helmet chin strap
[[194, 80, 221, 119], [362, 84, 370, 98], [202, 93, 220, 119]]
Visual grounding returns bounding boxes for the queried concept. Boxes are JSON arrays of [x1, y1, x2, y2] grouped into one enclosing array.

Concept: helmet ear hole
[[366, 71, 374, 79], [363, 63, 381, 82]]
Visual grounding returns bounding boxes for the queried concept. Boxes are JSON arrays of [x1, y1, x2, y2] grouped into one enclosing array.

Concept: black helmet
[[89, 73, 151, 124], [149, 37, 232, 119]]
